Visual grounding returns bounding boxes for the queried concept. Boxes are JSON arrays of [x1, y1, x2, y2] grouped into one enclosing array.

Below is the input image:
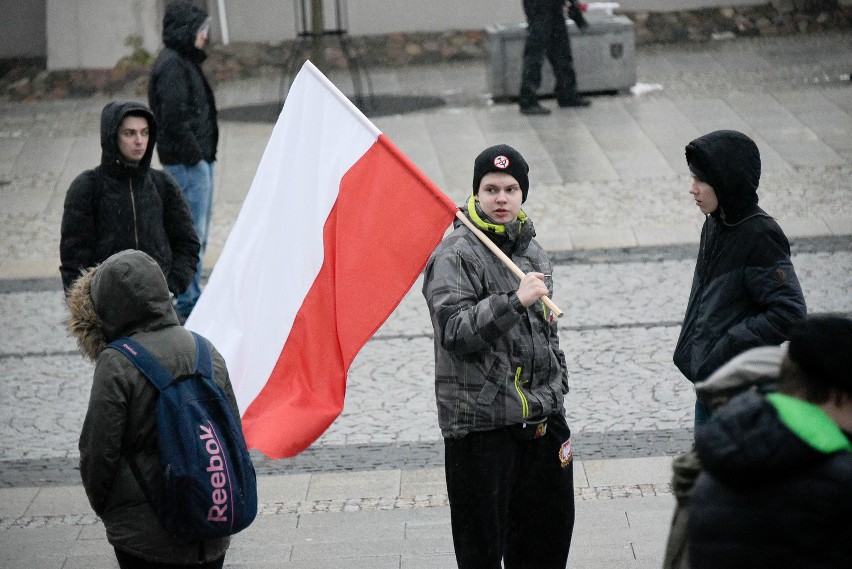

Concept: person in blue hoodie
[[672, 129, 806, 428]]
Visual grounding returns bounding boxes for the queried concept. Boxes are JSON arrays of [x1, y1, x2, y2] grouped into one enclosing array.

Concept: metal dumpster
[[486, 14, 636, 101]]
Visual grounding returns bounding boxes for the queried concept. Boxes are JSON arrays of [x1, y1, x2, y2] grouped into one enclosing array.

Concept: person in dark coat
[[60, 101, 199, 296], [67, 249, 239, 568], [673, 129, 806, 428], [148, 0, 219, 320], [688, 315, 852, 569], [519, 0, 590, 115], [662, 344, 785, 569]]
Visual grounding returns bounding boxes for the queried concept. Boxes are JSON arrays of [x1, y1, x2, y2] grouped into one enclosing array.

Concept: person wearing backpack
[[66, 249, 245, 568]]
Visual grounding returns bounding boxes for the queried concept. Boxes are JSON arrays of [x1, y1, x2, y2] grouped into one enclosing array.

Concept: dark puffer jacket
[[673, 130, 806, 383], [423, 196, 569, 439], [148, 0, 218, 165], [689, 391, 852, 568], [68, 250, 238, 564], [59, 101, 200, 294]]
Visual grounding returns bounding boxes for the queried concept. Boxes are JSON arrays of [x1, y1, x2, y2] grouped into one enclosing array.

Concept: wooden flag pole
[[454, 210, 564, 318]]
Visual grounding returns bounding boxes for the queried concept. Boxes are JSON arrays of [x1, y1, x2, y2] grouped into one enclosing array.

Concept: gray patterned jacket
[[422, 203, 569, 439]]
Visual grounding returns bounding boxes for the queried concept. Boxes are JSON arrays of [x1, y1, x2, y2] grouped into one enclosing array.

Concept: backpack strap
[[107, 336, 173, 392], [190, 331, 214, 382], [106, 336, 177, 512]]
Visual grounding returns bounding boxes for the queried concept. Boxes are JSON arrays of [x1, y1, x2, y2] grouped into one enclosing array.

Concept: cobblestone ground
[[1, 31, 850, 491], [2, 246, 849, 486], [1, 32, 850, 262]]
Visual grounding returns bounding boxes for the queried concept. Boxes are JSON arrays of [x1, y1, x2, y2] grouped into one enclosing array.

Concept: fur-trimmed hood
[[66, 250, 179, 360]]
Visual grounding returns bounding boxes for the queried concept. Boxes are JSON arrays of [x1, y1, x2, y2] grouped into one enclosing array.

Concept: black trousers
[[114, 549, 225, 569], [445, 424, 575, 569], [519, 0, 579, 107]]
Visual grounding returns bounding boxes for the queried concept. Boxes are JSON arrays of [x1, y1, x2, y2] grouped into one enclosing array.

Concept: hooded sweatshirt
[[148, 0, 218, 165], [673, 130, 806, 384], [69, 249, 237, 564], [422, 196, 569, 439], [59, 101, 200, 294], [689, 391, 852, 568]]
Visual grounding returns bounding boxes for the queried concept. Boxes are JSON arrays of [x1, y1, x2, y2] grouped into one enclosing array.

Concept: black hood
[[695, 391, 822, 487], [162, 0, 209, 61], [100, 100, 157, 175], [685, 129, 761, 222]]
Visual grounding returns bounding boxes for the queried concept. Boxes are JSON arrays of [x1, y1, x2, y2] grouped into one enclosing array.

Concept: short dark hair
[[778, 315, 852, 403], [121, 110, 149, 124]]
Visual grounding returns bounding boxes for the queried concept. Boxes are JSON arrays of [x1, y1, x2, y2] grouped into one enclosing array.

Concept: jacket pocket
[[475, 355, 505, 405]]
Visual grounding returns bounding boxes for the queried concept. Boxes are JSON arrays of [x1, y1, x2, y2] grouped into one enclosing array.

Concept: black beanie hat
[[472, 144, 530, 202], [787, 315, 852, 395]]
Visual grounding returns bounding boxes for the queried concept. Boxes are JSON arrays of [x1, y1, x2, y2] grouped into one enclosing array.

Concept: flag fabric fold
[[187, 61, 458, 459]]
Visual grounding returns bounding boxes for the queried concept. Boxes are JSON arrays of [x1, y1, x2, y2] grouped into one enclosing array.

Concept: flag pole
[[454, 211, 564, 318]]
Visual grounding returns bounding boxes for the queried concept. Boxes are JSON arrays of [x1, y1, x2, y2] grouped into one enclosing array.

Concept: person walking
[[423, 144, 574, 569], [66, 249, 239, 568], [149, 0, 219, 321], [688, 315, 852, 569], [59, 101, 199, 296], [673, 129, 806, 429], [519, 0, 590, 115]]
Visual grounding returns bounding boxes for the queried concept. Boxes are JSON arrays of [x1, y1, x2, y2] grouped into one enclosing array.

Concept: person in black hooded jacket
[[148, 0, 219, 320], [673, 129, 806, 428], [688, 315, 852, 569], [60, 101, 199, 295]]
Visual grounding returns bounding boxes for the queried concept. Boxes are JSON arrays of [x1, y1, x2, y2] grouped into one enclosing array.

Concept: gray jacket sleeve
[[424, 245, 523, 356]]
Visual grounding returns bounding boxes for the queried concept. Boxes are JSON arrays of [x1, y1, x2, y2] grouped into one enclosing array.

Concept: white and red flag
[[187, 61, 457, 459]]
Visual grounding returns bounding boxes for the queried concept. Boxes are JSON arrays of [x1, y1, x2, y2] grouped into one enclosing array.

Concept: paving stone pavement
[[0, 29, 851, 568]]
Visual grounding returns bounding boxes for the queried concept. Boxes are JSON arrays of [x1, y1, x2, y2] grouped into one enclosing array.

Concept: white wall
[[46, 0, 160, 70]]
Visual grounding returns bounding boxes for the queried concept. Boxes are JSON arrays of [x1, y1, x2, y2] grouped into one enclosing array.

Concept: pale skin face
[[819, 393, 852, 434], [476, 171, 523, 224], [476, 171, 547, 307], [117, 115, 149, 164], [689, 175, 719, 215], [195, 22, 209, 49]]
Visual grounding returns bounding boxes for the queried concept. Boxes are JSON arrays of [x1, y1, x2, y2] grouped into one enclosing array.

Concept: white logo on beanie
[[493, 155, 510, 169]]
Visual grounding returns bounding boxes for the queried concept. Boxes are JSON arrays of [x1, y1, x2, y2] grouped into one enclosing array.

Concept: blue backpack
[[108, 332, 257, 539]]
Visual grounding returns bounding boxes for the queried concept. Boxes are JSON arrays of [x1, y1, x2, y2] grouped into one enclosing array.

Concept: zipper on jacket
[[513, 366, 530, 418], [129, 179, 139, 248]]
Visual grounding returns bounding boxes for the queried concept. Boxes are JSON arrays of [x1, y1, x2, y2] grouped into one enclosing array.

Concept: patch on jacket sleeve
[[772, 268, 788, 283]]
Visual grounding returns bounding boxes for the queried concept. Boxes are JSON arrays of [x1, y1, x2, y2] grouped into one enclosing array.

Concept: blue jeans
[[164, 161, 215, 318]]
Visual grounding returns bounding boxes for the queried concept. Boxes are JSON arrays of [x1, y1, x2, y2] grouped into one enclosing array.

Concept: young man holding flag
[[423, 144, 574, 569]]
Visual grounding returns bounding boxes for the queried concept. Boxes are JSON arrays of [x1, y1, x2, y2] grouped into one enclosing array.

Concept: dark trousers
[[114, 549, 225, 569], [519, 0, 579, 107], [445, 425, 575, 569]]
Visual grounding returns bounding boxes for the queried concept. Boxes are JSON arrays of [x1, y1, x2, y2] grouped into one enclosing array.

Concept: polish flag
[[186, 61, 458, 459]]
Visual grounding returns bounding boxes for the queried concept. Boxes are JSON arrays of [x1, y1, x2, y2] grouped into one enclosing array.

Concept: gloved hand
[[567, 1, 589, 30]]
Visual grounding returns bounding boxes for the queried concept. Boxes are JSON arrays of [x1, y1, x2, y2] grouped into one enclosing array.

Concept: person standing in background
[[519, 0, 591, 115], [60, 101, 199, 296], [673, 129, 806, 429], [149, 0, 219, 322]]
